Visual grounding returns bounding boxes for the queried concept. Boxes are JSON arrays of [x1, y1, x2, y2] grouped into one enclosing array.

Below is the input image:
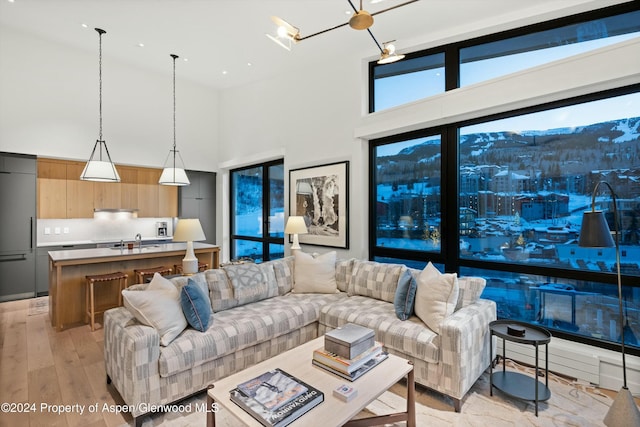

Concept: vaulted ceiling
[[0, 0, 624, 89]]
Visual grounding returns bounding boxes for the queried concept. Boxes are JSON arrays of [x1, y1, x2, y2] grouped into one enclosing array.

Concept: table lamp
[[285, 216, 308, 251], [173, 218, 206, 274], [578, 181, 640, 427]]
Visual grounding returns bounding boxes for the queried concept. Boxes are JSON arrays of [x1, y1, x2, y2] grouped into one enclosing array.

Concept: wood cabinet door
[[37, 159, 67, 219], [158, 185, 178, 217], [66, 162, 94, 218], [137, 168, 160, 217]]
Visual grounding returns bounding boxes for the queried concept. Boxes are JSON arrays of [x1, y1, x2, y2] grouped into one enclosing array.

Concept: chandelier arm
[[367, 28, 384, 53], [297, 21, 350, 41]]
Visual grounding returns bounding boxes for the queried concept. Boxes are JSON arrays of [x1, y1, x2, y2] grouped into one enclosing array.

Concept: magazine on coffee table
[[230, 369, 323, 427]]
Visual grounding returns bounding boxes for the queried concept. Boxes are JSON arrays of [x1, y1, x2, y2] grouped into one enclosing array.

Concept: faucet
[[135, 233, 142, 250]]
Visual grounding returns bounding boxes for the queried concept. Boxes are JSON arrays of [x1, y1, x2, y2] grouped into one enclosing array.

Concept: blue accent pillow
[[394, 269, 417, 321], [180, 278, 212, 332]]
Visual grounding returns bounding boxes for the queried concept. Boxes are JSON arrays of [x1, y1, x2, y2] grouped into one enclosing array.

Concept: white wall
[[0, 26, 219, 172], [217, 56, 370, 261]]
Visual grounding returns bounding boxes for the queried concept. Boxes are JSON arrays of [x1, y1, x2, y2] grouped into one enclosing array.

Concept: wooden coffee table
[[206, 336, 415, 427]]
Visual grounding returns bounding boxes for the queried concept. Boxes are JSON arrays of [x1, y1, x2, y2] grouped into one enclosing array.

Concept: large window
[[230, 160, 284, 262], [369, 3, 640, 113], [368, 3, 640, 354], [372, 134, 443, 254]]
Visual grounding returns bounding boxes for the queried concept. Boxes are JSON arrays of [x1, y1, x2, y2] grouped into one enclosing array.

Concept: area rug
[[133, 360, 613, 427], [27, 296, 49, 316]]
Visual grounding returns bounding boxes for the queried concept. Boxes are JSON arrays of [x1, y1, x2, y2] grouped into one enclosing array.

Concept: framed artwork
[[289, 161, 349, 249]]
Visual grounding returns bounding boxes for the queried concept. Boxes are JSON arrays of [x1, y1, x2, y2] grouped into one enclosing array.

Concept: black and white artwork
[[289, 161, 349, 248]]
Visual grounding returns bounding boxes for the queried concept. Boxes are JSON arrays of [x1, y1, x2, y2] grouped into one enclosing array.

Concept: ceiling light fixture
[[80, 28, 120, 182], [267, 0, 416, 63], [159, 54, 190, 186]]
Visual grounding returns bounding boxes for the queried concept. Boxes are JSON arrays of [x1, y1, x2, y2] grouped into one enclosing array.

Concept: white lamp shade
[[80, 160, 121, 182], [285, 216, 308, 235], [159, 167, 190, 186], [173, 218, 206, 242]]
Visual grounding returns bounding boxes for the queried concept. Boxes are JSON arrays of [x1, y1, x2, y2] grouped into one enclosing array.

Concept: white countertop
[[48, 242, 217, 262]]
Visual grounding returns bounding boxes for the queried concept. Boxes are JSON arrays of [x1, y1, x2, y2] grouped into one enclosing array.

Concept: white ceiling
[[0, 0, 625, 90]]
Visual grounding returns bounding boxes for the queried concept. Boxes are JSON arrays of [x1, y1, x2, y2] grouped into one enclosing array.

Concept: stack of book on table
[[229, 368, 323, 427], [313, 323, 388, 381]]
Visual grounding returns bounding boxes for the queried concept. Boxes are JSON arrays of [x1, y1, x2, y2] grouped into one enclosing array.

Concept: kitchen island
[[48, 242, 219, 331]]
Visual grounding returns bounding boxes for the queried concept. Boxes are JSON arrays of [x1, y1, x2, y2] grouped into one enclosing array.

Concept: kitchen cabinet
[[179, 170, 216, 244], [1, 152, 36, 302], [37, 159, 67, 219], [137, 168, 160, 217], [36, 158, 178, 218], [66, 162, 95, 218]]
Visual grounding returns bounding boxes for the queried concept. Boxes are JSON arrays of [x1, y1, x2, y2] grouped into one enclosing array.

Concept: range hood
[[93, 208, 139, 219]]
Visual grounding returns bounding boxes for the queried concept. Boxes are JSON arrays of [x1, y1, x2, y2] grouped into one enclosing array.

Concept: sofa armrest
[[438, 298, 497, 400], [104, 307, 161, 415]]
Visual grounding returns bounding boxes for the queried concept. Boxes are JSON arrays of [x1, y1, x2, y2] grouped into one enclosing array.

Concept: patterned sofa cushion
[[222, 263, 279, 306], [158, 292, 346, 377], [348, 260, 404, 303], [456, 276, 487, 310], [319, 295, 439, 364], [335, 258, 355, 292], [268, 256, 294, 295]]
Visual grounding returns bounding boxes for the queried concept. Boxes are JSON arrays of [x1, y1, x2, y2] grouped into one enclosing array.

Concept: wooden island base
[[48, 243, 219, 331]]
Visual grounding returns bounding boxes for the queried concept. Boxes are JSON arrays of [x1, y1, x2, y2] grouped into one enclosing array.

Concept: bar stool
[[133, 266, 173, 284], [174, 262, 208, 275], [85, 272, 128, 331]]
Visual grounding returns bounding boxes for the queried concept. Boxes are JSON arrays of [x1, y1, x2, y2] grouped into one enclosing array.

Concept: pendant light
[[80, 28, 120, 182], [159, 54, 190, 186]]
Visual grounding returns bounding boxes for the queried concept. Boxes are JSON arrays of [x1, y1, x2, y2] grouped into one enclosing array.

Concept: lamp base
[[182, 241, 198, 275], [290, 233, 301, 251], [604, 386, 640, 427]]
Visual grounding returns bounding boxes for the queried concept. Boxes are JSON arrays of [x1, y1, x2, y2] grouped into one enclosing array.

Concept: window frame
[[367, 0, 640, 356], [229, 159, 285, 262]]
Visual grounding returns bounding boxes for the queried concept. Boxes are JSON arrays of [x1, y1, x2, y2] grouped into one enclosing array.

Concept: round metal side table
[[489, 320, 552, 416]]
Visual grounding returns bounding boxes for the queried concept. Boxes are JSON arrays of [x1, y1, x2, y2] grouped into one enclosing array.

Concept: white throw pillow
[[292, 251, 338, 294], [414, 262, 459, 334], [122, 273, 187, 346]]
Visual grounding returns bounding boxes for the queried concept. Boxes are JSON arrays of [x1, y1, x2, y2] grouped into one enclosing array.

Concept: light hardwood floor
[[0, 297, 631, 427], [0, 298, 130, 427]]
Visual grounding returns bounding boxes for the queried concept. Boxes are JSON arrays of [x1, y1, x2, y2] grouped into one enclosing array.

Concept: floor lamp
[[578, 181, 640, 427]]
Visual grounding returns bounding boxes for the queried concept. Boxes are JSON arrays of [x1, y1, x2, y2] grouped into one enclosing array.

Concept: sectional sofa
[[103, 253, 496, 426]]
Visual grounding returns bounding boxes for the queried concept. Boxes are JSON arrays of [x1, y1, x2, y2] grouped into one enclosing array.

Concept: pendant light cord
[[96, 28, 106, 159], [172, 54, 177, 151]]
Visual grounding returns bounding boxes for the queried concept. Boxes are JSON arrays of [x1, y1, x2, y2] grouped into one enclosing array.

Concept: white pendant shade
[[80, 158, 120, 182], [159, 167, 190, 186]]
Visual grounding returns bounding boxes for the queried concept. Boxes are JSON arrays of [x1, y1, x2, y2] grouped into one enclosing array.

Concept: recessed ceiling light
[[183, 58, 188, 62], [222, 70, 228, 75], [81, 23, 88, 28], [8, 0, 16, 3], [137, 43, 145, 48], [247, 62, 252, 67]]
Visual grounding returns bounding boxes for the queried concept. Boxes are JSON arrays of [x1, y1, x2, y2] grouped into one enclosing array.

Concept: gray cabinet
[[36, 243, 96, 296], [0, 152, 36, 302], [179, 171, 216, 245]]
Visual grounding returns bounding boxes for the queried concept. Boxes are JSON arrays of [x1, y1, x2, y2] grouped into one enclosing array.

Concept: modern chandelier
[[80, 28, 120, 182], [266, 0, 417, 64], [159, 54, 190, 186]]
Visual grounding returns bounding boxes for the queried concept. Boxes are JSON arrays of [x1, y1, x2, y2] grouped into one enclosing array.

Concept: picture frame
[[289, 161, 349, 249]]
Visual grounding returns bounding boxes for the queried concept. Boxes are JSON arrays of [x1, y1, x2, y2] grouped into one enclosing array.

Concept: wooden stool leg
[[90, 281, 96, 331], [85, 280, 89, 324]]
